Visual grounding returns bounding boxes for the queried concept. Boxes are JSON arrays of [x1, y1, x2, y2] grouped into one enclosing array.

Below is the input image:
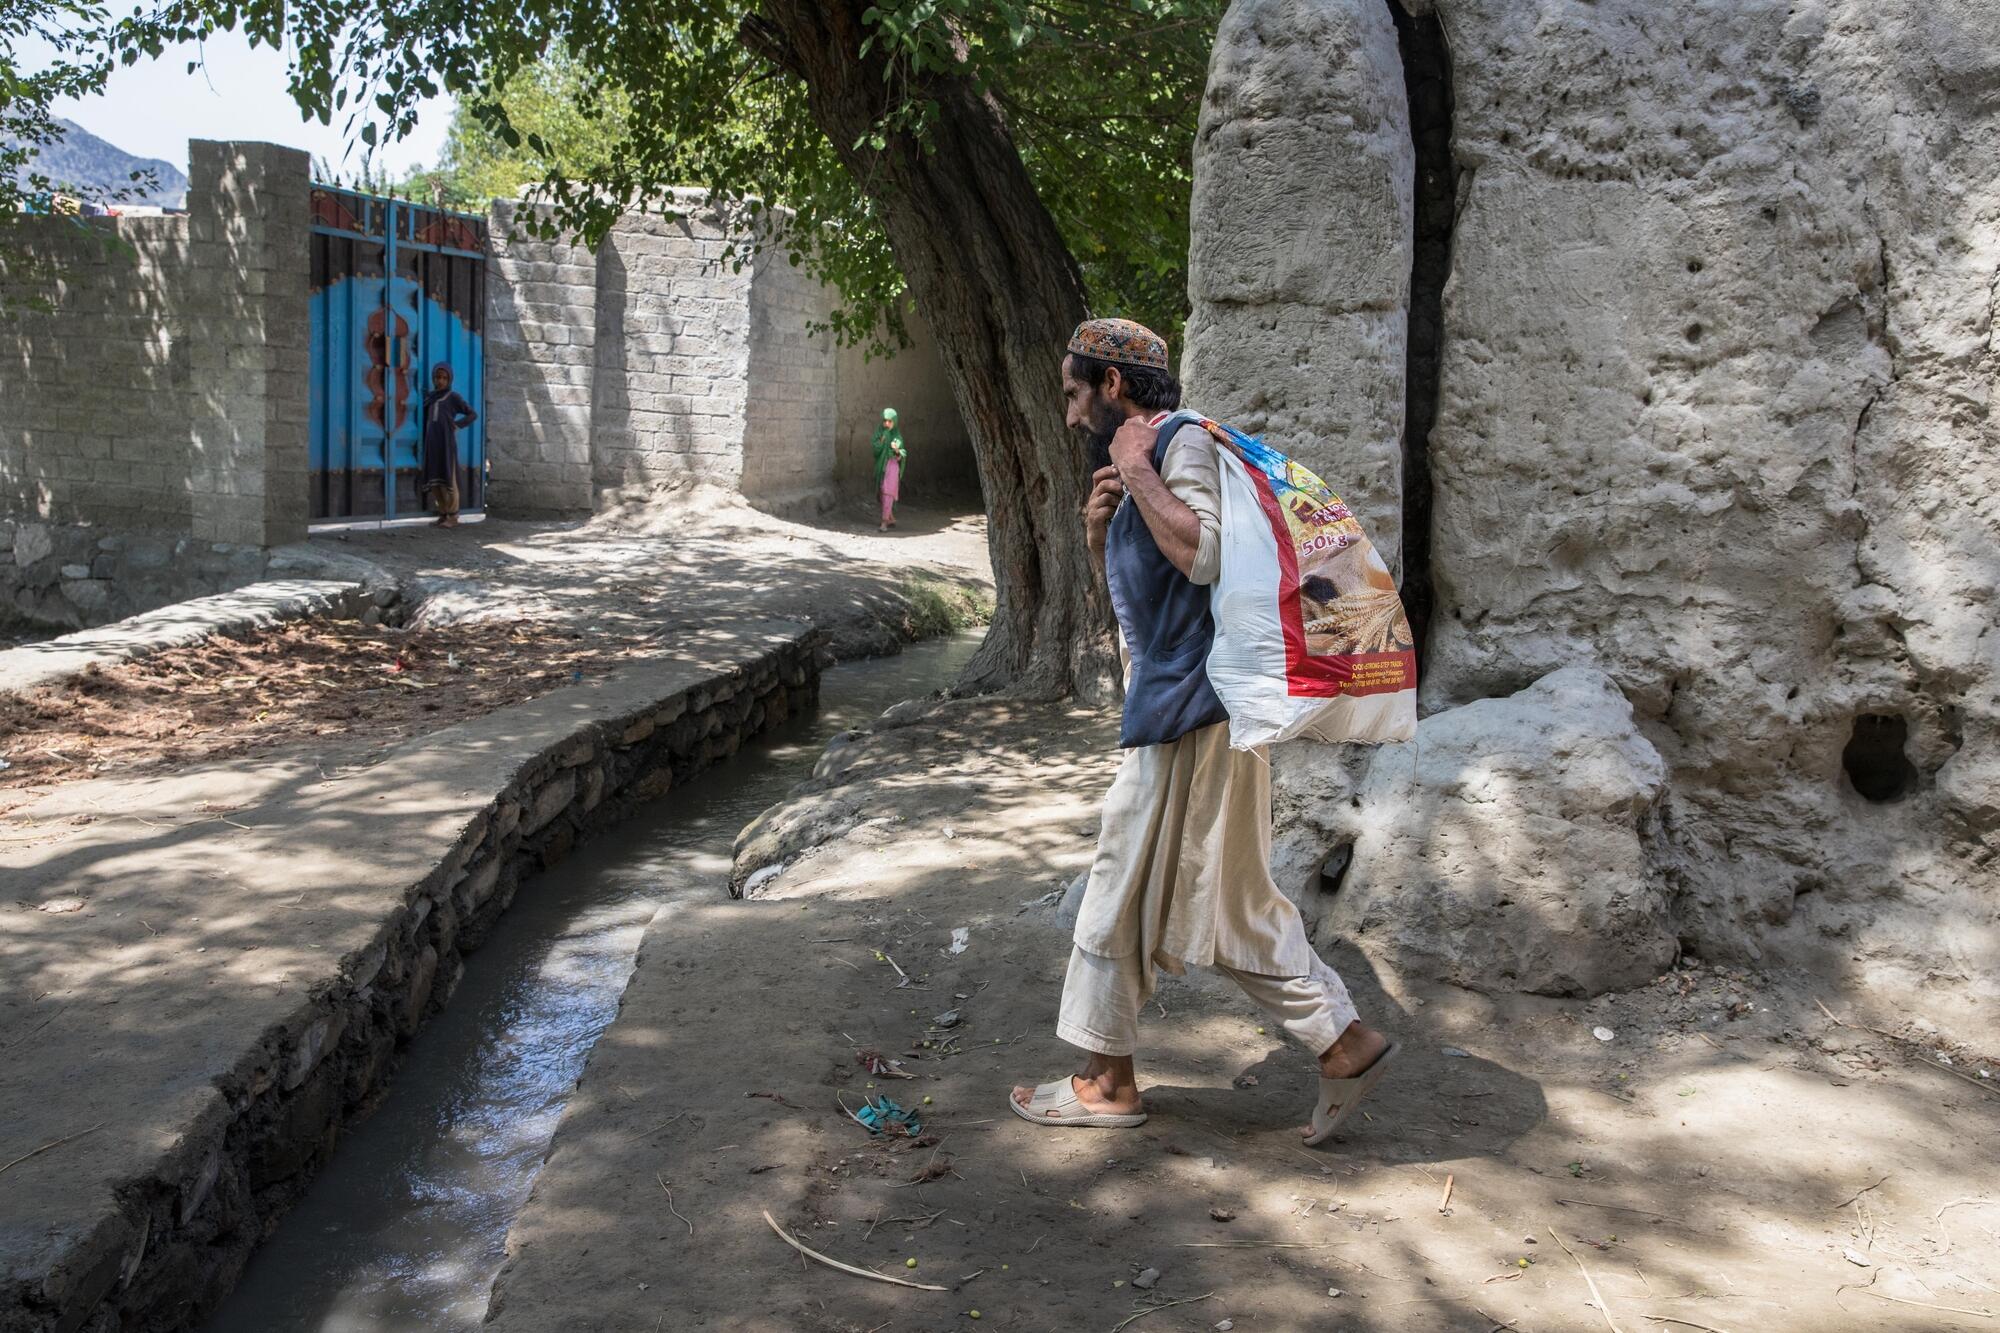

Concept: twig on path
[[1474, 1307, 1519, 1331], [1556, 1198, 1691, 1227], [1936, 1197, 2000, 1222], [1550, 1226, 1627, 1333], [1109, 1290, 1214, 1333], [760, 1209, 948, 1291], [1838, 1280, 1995, 1320], [1814, 998, 1993, 1097], [1830, 1173, 1891, 1211], [0, 1122, 103, 1176], [1439, 1173, 1455, 1215], [1921, 1057, 2000, 1099], [1175, 1241, 1343, 1250], [656, 1173, 694, 1237], [880, 952, 909, 982], [1642, 1317, 1738, 1333], [865, 1208, 944, 1240]]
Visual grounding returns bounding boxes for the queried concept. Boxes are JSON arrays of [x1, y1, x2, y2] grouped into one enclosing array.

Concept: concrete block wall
[[184, 141, 312, 548], [0, 216, 196, 533], [484, 200, 598, 516], [0, 140, 310, 550], [484, 195, 970, 520], [590, 204, 756, 505], [741, 237, 839, 513]]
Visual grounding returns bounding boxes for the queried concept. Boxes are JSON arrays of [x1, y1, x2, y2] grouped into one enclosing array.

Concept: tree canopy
[[123, 1, 1218, 354]]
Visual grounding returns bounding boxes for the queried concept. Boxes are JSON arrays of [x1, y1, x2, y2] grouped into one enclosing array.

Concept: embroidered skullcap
[[1067, 318, 1169, 371]]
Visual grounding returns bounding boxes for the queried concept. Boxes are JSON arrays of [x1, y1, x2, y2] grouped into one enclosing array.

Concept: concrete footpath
[[0, 621, 821, 1333], [486, 698, 2000, 1333]]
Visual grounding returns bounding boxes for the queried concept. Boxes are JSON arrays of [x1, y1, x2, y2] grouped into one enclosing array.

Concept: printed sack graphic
[[1175, 413, 1418, 749]]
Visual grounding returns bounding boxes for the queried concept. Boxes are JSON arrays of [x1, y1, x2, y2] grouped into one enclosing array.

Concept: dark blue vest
[[1106, 411, 1230, 749]]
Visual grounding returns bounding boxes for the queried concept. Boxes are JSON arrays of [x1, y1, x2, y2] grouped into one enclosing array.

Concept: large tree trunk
[[745, 4, 1119, 701]]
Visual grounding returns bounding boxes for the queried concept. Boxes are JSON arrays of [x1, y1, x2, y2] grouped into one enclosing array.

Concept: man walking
[[1011, 319, 1398, 1145]]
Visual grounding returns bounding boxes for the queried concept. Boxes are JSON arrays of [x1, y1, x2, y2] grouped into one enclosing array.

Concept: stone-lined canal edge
[[4, 625, 823, 1333]]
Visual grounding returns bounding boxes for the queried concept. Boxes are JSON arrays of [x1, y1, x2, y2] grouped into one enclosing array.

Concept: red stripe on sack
[[1236, 445, 1351, 700]]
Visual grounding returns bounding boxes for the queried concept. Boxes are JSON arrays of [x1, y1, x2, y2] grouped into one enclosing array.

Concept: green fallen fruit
[[906, 1258, 919, 1269]]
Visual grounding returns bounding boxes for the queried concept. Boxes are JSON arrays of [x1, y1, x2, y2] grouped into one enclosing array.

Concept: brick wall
[[484, 200, 598, 516], [0, 140, 310, 548], [484, 196, 966, 520], [741, 234, 838, 513], [590, 204, 755, 505], [184, 142, 312, 547]]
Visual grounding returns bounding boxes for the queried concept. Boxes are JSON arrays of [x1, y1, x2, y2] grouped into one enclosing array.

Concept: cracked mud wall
[[1189, 0, 1999, 1040]]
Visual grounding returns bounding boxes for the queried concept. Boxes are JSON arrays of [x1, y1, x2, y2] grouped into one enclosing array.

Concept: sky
[[30, 27, 451, 180]]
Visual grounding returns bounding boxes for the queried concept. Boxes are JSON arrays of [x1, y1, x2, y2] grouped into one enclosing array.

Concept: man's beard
[[1081, 399, 1121, 471]]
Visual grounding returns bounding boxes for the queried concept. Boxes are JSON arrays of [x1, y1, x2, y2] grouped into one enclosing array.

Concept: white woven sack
[[1202, 421, 1418, 751]]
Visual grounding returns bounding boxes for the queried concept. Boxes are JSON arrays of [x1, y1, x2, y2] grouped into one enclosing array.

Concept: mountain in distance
[[16, 119, 188, 208]]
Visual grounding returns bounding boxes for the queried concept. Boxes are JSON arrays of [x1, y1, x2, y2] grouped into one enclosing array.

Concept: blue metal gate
[[309, 186, 487, 521]]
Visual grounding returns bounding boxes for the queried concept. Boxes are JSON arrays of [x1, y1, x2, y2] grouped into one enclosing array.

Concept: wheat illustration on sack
[[1161, 412, 1418, 750]]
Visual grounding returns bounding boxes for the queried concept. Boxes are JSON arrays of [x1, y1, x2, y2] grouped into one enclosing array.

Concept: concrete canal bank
[[0, 622, 821, 1332]]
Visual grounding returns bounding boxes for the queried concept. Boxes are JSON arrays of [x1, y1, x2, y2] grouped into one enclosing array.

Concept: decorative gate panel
[[309, 186, 487, 522]]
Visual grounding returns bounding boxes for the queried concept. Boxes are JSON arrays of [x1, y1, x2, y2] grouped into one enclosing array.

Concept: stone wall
[[0, 518, 268, 630], [0, 141, 310, 550], [1183, 0, 1412, 572], [589, 204, 754, 507], [1189, 0, 2000, 1042], [834, 306, 980, 506]]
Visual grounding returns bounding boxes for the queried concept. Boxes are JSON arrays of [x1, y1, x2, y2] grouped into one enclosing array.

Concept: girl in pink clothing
[[873, 407, 906, 530]]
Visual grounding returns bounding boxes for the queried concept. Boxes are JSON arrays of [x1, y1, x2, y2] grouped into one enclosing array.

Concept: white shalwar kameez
[[1059, 418, 1359, 1059]]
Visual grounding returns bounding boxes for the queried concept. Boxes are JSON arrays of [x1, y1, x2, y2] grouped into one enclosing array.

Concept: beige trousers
[[1056, 945, 1358, 1059]]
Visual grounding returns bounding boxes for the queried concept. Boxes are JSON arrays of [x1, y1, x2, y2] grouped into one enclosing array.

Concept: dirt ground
[[486, 699, 2000, 1333], [0, 494, 989, 799], [0, 619, 647, 790], [329, 491, 992, 658]]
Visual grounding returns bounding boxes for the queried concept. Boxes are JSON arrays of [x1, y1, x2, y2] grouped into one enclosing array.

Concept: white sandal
[[1009, 1077, 1148, 1128], [1303, 1040, 1400, 1147]]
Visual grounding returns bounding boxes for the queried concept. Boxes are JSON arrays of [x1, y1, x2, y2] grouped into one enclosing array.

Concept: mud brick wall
[[0, 141, 310, 550], [40, 637, 823, 1333]]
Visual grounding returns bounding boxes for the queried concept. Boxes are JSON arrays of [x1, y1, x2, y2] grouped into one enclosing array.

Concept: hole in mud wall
[[1318, 843, 1355, 896], [1842, 713, 1917, 803], [1390, 0, 1457, 664]]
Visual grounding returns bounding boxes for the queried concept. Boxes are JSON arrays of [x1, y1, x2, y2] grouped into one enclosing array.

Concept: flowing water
[[205, 630, 982, 1332]]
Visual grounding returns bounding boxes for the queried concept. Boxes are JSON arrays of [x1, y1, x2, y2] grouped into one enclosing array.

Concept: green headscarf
[[871, 407, 906, 481]]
